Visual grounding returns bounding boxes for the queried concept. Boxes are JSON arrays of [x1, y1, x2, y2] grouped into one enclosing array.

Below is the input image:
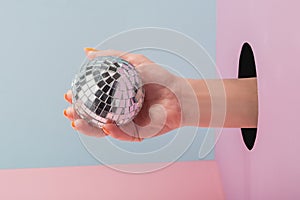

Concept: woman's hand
[[63, 48, 185, 142]]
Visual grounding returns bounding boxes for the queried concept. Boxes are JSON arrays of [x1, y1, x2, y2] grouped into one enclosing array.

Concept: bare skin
[[187, 78, 258, 128], [63, 49, 258, 142]]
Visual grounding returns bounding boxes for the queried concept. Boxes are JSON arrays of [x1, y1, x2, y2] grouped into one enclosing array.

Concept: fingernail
[[64, 93, 72, 104], [63, 109, 68, 117], [102, 127, 110, 135], [84, 47, 98, 52], [71, 121, 77, 130]]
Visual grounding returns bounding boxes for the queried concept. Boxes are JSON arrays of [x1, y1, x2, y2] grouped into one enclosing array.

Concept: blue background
[[0, 0, 216, 169]]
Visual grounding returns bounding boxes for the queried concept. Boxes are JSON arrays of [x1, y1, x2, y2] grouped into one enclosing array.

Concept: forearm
[[179, 78, 258, 128]]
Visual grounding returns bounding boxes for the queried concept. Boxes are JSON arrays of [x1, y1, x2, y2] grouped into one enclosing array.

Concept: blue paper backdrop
[[0, 0, 216, 169]]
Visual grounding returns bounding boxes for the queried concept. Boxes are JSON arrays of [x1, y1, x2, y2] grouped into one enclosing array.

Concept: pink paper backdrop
[[0, 161, 224, 200], [216, 0, 300, 199]]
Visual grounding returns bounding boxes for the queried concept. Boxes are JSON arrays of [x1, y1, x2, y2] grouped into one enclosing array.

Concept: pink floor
[[0, 161, 224, 200]]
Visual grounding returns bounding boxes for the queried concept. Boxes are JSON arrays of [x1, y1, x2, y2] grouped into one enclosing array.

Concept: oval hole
[[238, 42, 258, 150]]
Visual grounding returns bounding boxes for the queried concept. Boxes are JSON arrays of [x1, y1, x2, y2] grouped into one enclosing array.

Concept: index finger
[[84, 48, 149, 67], [85, 48, 130, 60]]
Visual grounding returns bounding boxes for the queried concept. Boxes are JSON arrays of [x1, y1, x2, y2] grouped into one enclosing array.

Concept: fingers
[[84, 47, 98, 55], [63, 106, 80, 121], [72, 119, 107, 138], [63, 106, 107, 138], [103, 123, 143, 142], [86, 48, 129, 60], [84, 48, 153, 67], [63, 98, 142, 141], [63, 107, 73, 121], [64, 90, 72, 104]]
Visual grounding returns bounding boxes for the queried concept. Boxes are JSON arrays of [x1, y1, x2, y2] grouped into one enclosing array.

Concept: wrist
[[172, 77, 258, 128], [174, 77, 202, 127], [175, 78, 225, 128]]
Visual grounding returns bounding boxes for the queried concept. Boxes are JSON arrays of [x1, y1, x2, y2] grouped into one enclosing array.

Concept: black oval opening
[[238, 42, 258, 150]]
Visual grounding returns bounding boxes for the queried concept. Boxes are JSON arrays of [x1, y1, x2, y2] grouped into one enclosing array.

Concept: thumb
[[137, 104, 167, 138]]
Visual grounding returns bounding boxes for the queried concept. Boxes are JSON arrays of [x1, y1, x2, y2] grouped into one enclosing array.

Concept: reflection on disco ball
[[71, 56, 144, 128]]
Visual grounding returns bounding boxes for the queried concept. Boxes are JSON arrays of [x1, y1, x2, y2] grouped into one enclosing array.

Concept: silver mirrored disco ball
[[71, 56, 144, 128]]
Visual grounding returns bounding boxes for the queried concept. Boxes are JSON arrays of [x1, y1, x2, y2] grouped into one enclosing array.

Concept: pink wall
[[216, 0, 300, 199]]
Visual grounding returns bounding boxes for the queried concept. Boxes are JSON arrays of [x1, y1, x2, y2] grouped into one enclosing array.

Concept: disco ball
[[71, 56, 144, 128]]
